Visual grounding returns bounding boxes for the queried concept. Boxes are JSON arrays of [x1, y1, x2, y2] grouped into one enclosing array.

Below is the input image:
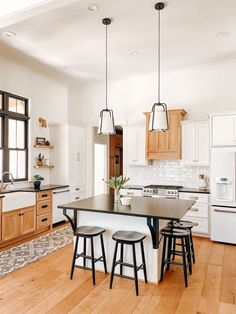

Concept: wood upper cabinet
[[2, 206, 36, 242], [145, 109, 186, 160]]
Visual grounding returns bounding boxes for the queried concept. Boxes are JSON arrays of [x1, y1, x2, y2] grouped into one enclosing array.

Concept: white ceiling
[[0, 0, 236, 83]]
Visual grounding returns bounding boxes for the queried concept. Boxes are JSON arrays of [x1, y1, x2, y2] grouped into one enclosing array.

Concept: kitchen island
[[59, 194, 195, 284]]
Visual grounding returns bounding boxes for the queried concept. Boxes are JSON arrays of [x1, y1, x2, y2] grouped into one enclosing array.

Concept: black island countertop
[[59, 194, 195, 249], [59, 194, 195, 220]]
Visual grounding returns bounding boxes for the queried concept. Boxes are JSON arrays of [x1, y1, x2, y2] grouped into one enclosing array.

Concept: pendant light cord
[[105, 23, 108, 110], [157, 8, 161, 103]]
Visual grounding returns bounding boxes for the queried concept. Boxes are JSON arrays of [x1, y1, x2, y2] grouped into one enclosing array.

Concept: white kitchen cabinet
[[179, 191, 210, 235], [123, 127, 146, 165], [182, 121, 209, 166], [211, 114, 236, 147], [49, 124, 86, 193]]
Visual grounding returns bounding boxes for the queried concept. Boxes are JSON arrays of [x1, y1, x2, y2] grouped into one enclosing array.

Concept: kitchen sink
[[2, 192, 36, 212]]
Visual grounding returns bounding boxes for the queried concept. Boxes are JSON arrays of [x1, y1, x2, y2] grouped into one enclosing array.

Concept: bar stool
[[160, 227, 192, 287], [110, 230, 147, 296], [70, 226, 107, 285], [170, 220, 198, 263]]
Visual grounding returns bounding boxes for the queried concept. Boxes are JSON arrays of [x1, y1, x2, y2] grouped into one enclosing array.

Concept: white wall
[[0, 56, 68, 184], [68, 60, 236, 126], [68, 60, 236, 191]]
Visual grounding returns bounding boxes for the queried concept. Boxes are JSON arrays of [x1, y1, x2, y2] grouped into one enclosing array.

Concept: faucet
[[0, 171, 14, 192]]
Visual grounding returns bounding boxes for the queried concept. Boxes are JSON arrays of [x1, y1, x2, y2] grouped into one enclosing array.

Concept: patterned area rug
[[0, 226, 73, 277]]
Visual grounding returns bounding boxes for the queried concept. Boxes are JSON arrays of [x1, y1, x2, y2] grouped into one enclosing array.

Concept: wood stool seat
[[74, 226, 105, 237], [112, 230, 146, 243], [161, 227, 190, 238]]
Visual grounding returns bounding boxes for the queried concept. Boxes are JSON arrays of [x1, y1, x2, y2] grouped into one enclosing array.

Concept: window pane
[[18, 151, 26, 179], [9, 97, 17, 112], [17, 99, 25, 114], [9, 150, 17, 179], [9, 119, 16, 148], [0, 94, 2, 109], [0, 117, 2, 147], [17, 121, 25, 148]]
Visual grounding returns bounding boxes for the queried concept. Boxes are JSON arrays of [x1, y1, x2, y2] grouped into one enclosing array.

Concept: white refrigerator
[[211, 148, 236, 244]]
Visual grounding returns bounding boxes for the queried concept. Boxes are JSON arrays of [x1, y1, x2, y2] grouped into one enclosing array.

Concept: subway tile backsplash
[[125, 160, 210, 188]]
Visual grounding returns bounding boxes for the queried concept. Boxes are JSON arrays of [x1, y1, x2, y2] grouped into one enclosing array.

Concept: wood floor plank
[[0, 236, 236, 314]]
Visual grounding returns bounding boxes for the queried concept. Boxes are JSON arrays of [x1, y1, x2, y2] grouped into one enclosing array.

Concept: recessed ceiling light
[[216, 31, 230, 39], [87, 3, 99, 12], [130, 51, 139, 56], [2, 31, 16, 39]]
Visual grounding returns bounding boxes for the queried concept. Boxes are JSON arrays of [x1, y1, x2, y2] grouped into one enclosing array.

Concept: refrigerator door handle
[[214, 208, 236, 214]]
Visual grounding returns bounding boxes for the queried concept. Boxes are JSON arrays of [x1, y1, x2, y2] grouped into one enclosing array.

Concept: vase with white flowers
[[104, 176, 130, 203]]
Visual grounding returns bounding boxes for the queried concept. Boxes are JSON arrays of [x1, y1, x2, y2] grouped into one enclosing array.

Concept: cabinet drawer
[[36, 190, 52, 202], [70, 186, 85, 193], [120, 189, 142, 197], [37, 213, 52, 230], [183, 216, 209, 234], [179, 192, 209, 204], [37, 199, 52, 215], [70, 191, 85, 202], [186, 203, 209, 218]]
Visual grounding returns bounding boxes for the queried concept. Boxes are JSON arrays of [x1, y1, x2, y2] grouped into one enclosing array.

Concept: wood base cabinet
[[145, 109, 186, 160], [2, 206, 36, 242]]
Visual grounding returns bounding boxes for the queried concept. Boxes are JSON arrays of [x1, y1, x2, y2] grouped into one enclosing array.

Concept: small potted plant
[[33, 175, 44, 189], [104, 176, 129, 203], [37, 153, 44, 166]]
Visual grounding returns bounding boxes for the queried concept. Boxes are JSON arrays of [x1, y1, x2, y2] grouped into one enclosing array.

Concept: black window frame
[[0, 90, 29, 182]]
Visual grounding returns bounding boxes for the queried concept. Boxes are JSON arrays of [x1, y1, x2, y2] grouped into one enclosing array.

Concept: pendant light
[[98, 18, 115, 135], [149, 2, 169, 132]]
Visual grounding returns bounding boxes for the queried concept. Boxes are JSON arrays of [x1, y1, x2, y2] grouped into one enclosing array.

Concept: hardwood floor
[[0, 237, 236, 314]]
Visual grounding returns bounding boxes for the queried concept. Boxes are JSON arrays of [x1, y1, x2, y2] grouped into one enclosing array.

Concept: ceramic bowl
[[121, 197, 132, 206]]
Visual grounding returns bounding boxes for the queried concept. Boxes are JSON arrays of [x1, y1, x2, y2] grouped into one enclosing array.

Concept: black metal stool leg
[[190, 230, 195, 263], [166, 236, 172, 271], [160, 235, 167, 282], [186, 236, 192, 275], [132, 243, 139, 296], [100, 234, 107, 274], [140, 241, 147, 283], [181, 238, 188, 287], [90, 237, 96, 285], [83, 238, 87, 268], [172, 237, 176, 260], [70, 236, 79, 280], [110, 241, 119, 289], [120, 243, 124, 275]]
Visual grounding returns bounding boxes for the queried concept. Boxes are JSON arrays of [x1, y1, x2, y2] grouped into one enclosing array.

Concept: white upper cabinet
[[211, 114, 236, 147], [182, 121, 209, 166], [124, 127, 146, 165]]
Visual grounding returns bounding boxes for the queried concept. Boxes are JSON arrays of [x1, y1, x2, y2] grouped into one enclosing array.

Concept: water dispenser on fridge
[[215, 177, 233, 202]]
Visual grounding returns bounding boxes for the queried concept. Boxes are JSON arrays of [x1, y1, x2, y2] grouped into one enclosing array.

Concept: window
[[0, 90, 29, 182]]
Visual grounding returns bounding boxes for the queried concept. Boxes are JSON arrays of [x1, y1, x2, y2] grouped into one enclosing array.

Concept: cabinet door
[[2, 210, 20, 242], [20, 207, 36, 236], [196, 122, 209, 165], [68, 126, 86, 189], [126, 129, 138, 164], [182, 124, 195, 165], [212, 115, 236, 146], [145, 110, 186, 160]]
